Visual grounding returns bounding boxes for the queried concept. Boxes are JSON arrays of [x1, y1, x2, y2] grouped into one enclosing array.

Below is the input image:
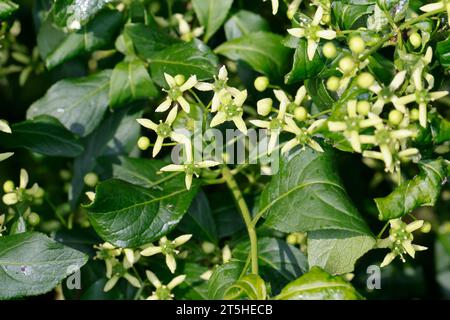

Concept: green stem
[[222, 166, 258, 275], [377, 221, 390, 239]]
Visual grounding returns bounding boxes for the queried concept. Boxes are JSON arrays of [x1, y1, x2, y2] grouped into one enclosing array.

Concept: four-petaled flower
[[369, 71, 408, 115], [140, 235, 192, 273], [379, 219, 428, 268], [145, 270, 186, 300], [282, 117, 325, 154], [287, 6, 336, 60], [174, 14, 204, 42], [2, 169, 44, 205], [196, 66, 231, 112], [210, 89, 248, 134], [156, 73, 197, 113], [137, 107, 179, 157]]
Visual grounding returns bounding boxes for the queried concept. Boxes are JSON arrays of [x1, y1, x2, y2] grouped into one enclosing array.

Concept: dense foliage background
[[0, 0, 449, 300]]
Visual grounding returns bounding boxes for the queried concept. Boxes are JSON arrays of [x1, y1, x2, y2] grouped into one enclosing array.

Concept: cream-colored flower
[[157, 73, 197, 113], [420, 0, 450, 26], [196, 66, 231, 112], [287, 6, 336, 60], [137, 107, 179, 157], [145, 270, 185, 300], [140, 235, 192, 273], [2, 169, 44, 206], [210, 89, 248, 134], [174, 14, 204, 41], [103, 258, 141, 292], [282, 117, 325, 154], [369, 71, 408, 115]]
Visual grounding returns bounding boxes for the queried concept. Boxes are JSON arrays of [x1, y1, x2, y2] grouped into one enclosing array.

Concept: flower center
[[214, 78, 227, 91], [157, 123, 172, 138], [375, 129, 392, 145], [269, 118, 283, 131], [380, 87, 393, 101], [183, 163, 200, 176], [415, 90, 429, 104], [223, 103, 242, 119], [305, 25, 320, 40], [155, 286, 172, 300], [168, 87, 182, 100], [287, 102, 298, 113]]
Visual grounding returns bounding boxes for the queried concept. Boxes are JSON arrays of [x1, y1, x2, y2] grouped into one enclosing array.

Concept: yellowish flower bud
[[254, 76, 270, 92], [257, 98, 273, 116], [349, 36, 365, 54], [3, 180, 14, 193], [388, 109, 403, 125], [201, 241, 215, 254], [59, 169, 71, 181], [137, 136, 151, 150], [410, 108, 420, 121], [420, 221, 432, 233], [294, 107, 308, 121], [409, 32, 422, 48], [286, 233, 298, 245], [222, 244, 231, 263], [356, 101, 371, 115], [339, 56, 355, 74], [357, 72, 375, 89], [322, 42, 337, 59], [27, 212, 40, 226], [326, 76, 340, 91], [174, 74, 185, 86], [84, 172, 99, 187]]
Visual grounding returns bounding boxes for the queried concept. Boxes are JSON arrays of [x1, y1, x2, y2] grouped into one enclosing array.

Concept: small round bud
[[34, 187, 45, 199], [326, 76, 340, 91], [254, 76, 270, 92], [388, 109, 404, 125], [84, 172, 99, 187], [201, 241, 215, 254], [257, 98, 273, 116], [321, 13, 331, 24], [420, 221, 432, 233], [410, 108, 419, 121], [137, 136, 151, 150], [174, 74, 185, 86], [59, 169, 71, 181], [27, 212, 40, 226], [286, 233, 298, 245], [409, 32, 422, 48], [322, 42, 337, 59], [356, 101, 371, 116], [339, 56, 356, 74], [349, 36, 365, 54], [294, 107, 308, 121], [357, 72, 375, 89], [3, 180, 15, 193]]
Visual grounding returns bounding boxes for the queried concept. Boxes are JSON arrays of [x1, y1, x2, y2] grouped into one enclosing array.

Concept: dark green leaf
[[52, 0, 112, 29], [174, 262, 209, 300], [332, 2, 374, 29], [367, 53, 395, 85], [275, 266, 364, 300], [27, 70, 111, 137], [214, 32, 291, 80], [109, 59, 158, 108], [285, 39, 325, 84], [207, 261, 244, 299], [86, 176, 199, 248], [0, 232, 88, 299], [375, 159, 449, 221], [437, 37, 450, 71], [150, 40, 219, 87], [192, 0, 234, 42], [0, 116, 84, 157], [224, 10, 270, 40], [45, 9, 123, 69], [305, 78, 336, 111], [0, 0, 18, 19], [111, 156, 167, 188]]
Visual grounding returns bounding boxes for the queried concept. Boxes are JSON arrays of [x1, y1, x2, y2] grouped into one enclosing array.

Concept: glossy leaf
[[368, 53, 395, 85], [207, 261, 244, 300], [214, 32, 291, 80], [275, 266, 364, 300], [224, 10, 270, 40], [27, 70, 111, 137], [225, 274, 267, 300], [109, 59, 158, 108], [332, 2, 374, 29], [150, 40, 219, 87], [285, 39, 325, 84], [437, 37, 450, 71], [52, 0, 112, 29], [86, 175, 199, 248], [45, 9, 122, 69], [375, 159, 449, 221], [0, 232, 88, 299], [192, 0, 234, 42], [305, 77, 335, 111]]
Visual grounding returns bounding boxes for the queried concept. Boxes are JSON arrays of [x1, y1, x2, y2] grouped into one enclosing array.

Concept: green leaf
[[27, 70, 111, 137], [305, 78, 335, 111], [192, 0, 234, 42], [150, 40, 219, 87], [214, 32, 291, 80], [259, 148, 372, 235], [375, 159, 449, 221], [174, 262, 209, 300], [285, 39, 325, 84], [0, 232, 88, 299], [178, 191, 218, 243], [207, 261, 244, 299], [45, 9, 123, 69], [124, 23, 181, 60], [0, 115, 84, 157], [86, 175, 199, 248], [109, 59, 158, 108], [111, 156, 167, 188], [435, 233, 450, 298], [437, 37, 450, 71], [367, 53, 395, 85], [431, 112, 450, 144], [224, 10, 270, 40], [0, 0, 18, 19], [307, 229, 376, 274], [233, 237, 308, 291], [225, 274, 267, 300], [52, 0, 112, 29], [275, 266, 364, 300], [332, 2, 374, 29]]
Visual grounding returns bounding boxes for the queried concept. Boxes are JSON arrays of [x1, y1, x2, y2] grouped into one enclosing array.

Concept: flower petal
[[287, 28, 305, 38], [166, 254, 177, 273], [168, 275, 186, 290], [210, 112, 227, 127], [218, 65, 228, 80], [250, 120, 270, 129], [234, 90, 248, 107], [307, 39, 318, 61], [312, 5, 324, 25], [195, 82, 214, 91], [390, 70, 407, 90], [160, 164, 184, 172], [136, 118, 158, 131], [233, 116, 248, 134], [316, 29, 336, 40], [152, 136, 164, 158], [180, 75, 197, 91], [173, 234, 192, 247], [177, 96, 191, 113], [140, 246, 162, 257], [146, 270, 161, 288], [155, 98, 173, 112], [380, 252, 396, 268], [164, 73, 176, 87], [294, 86, 307, 105]]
